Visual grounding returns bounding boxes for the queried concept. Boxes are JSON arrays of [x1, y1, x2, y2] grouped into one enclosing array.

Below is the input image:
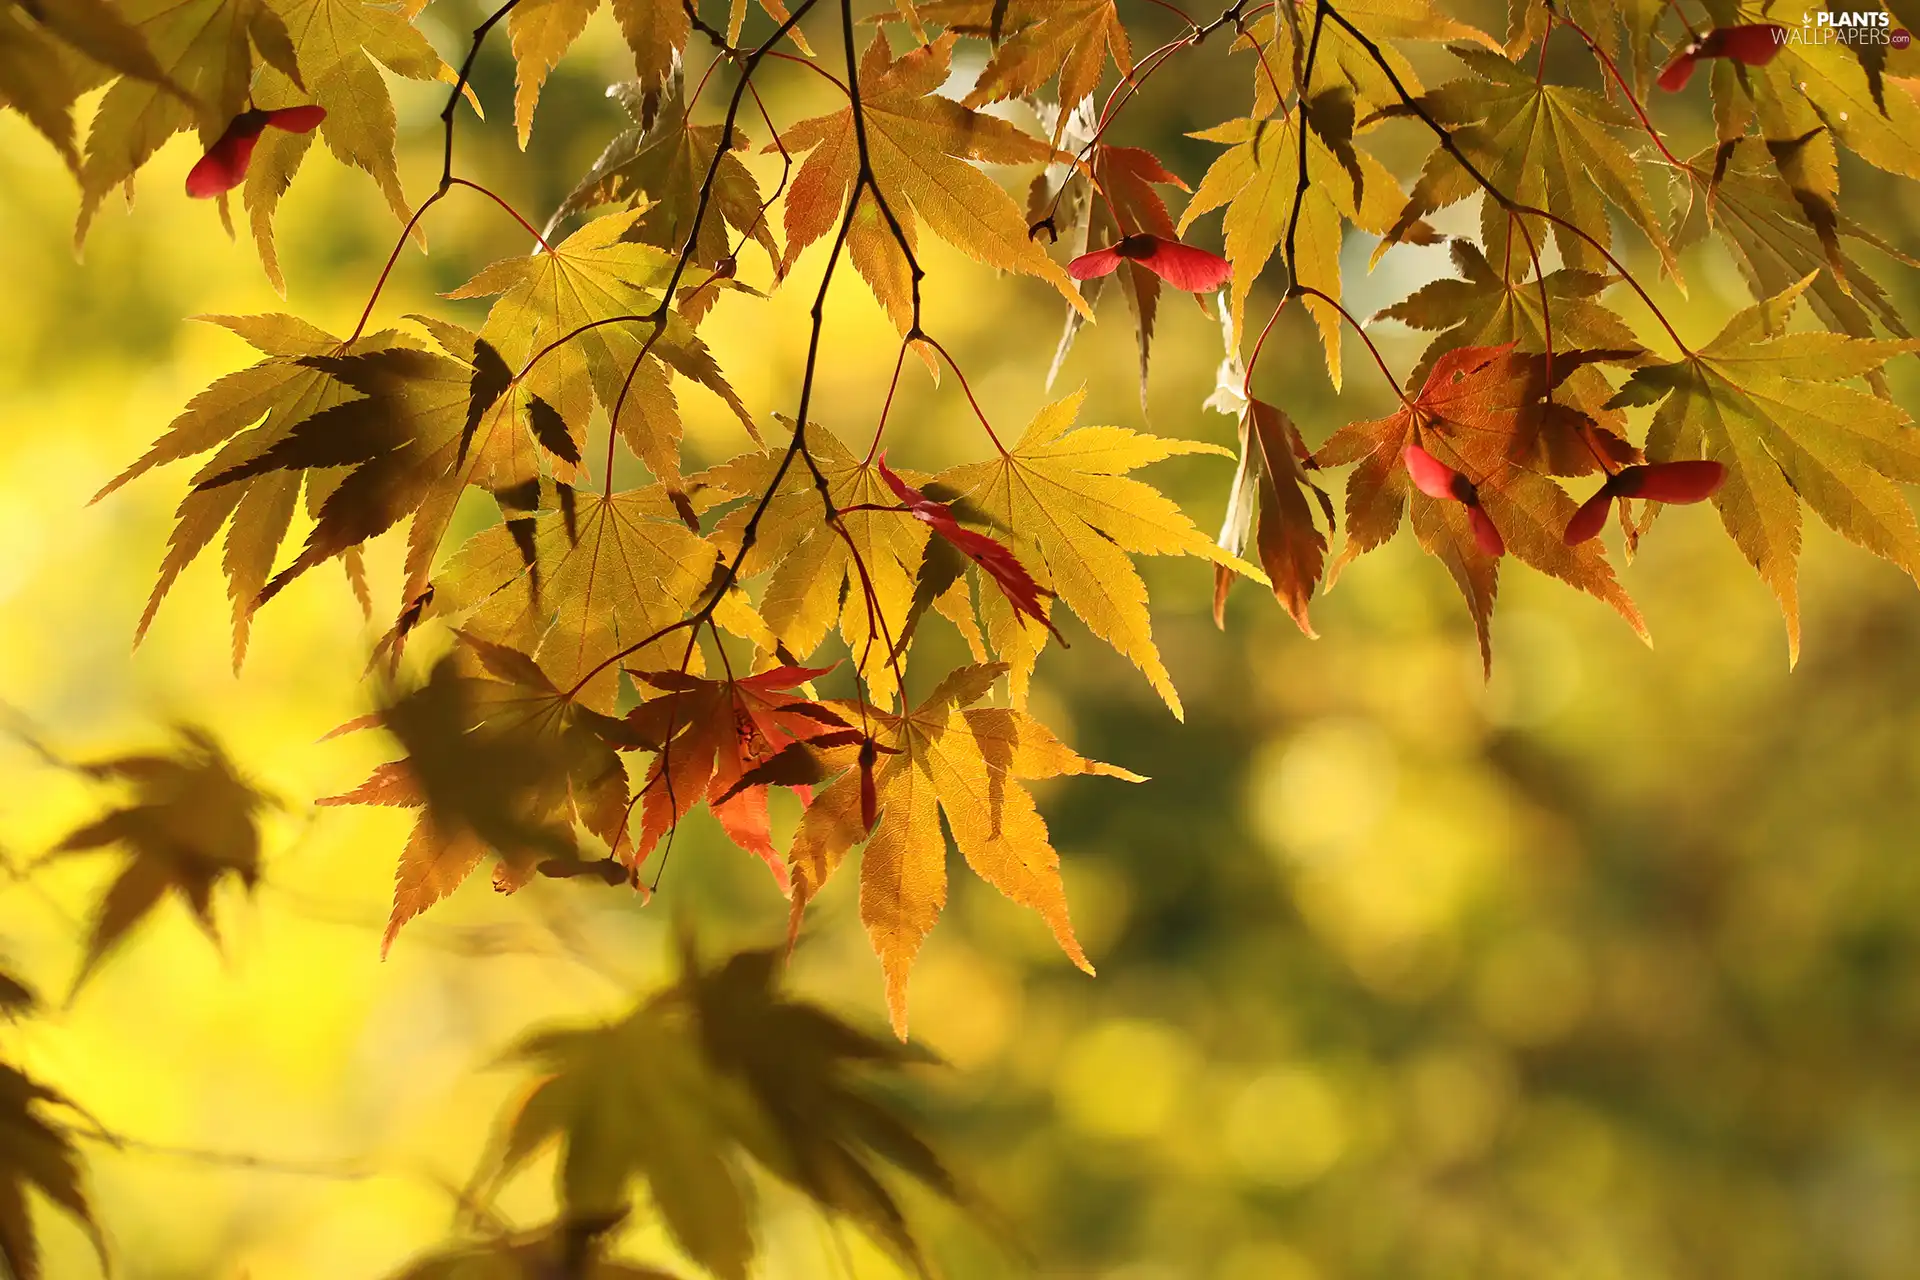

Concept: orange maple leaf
[[1315, 343, 1646, 668]]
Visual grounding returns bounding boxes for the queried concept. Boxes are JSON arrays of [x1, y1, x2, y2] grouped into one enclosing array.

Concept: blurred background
[[5, 1, 1920, 1277]]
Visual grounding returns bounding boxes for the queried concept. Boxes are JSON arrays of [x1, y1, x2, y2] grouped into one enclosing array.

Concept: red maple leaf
[[877, 453, 1066, 643], [626, 664, 851, 891]]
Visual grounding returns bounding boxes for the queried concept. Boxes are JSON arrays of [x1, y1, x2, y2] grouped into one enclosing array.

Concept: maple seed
[[1657, 26, 1786, 92], [1068, 234, 1233, 292], [1564, 461, 1728, 545], [185, 105, 327, 198], [876, 453, 1067, 643], [1404, 445, 1504, 557]]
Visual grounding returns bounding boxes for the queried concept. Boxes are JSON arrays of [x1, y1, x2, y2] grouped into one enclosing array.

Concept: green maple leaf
[[491, 944, 962, 1279], [1387, 44, 1678, 281], [45, 728, 267, 995], [1607, 275, 1920, 663], [548, 78, 780, 279], [1675, 139, 1913, 367], [0, 1063, 105, 1280], [1377, 239, 1646, 385], [242, 0, 456, 290]]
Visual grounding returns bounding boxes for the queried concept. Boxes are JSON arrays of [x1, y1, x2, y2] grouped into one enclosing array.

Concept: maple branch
[[449, 177, 554, 253], [347, 0, 538, 343], [1035, 1, 1254, 234], [68, 1122, 376, 1180], [1294, 285, 1408, 404], [439, 0, 520, 188], [1316, 0, 1694, 358], [913, 333, 1009, 455], [1552, 15, 1687, 171]]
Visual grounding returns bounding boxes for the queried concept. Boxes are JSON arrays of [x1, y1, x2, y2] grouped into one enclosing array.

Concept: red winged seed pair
[[185, 105, 327, 198], [1656, 24, 1785, 92], [1403, 445, 1725, 554], [1067, 233, 1233, 292]]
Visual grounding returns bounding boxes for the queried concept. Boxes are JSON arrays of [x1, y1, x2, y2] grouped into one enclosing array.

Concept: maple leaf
[[1180, 104, 1405, 386], [1315, 343, 1647, 669], [778, 30, 1088, 333], [95, 315, 415, 665], [241, 0, 457, 289], [788, 663, 1142, 1036], [0, 968, 32, 1018], [506, 0, 679, 146], [491, 943, 960, 1277], [1705, 3, 1920, 183], [699, 424, 932, 706], [0, 0, 181, 171], [875, 453, 1063, 643], [1376, 238, 1647, 388], [1385, 45, 1679, 282], [1214, 398, 1333, 636], [1604, 275, 1920, 663], [426, 481, 727, 713], [448, 208, 752, 490], [0, 1062, 106, 1280], [624, 664, 852, 891], [548, 77, 779, 277], [1673, 139, 1913, 364], [190, 343, 483, 607], [935, 390, 1265, 717], [320, 651, 648, 952], [1375, 236, 1649, 449], [909, 0, 1132, 135], [1234, 0, 1495, 123], [76, 0, 304, 243], [44, 728, 267, 993]]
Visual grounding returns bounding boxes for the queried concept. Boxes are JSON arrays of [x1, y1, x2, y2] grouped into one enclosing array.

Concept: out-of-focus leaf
[[0, 1062, 104, 1280], [321, 649, 649, 952], [46, 727, 266, 994], [488, 942, 967, 1278]]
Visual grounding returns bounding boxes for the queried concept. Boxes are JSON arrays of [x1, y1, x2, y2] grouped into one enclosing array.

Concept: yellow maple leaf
[[779, 30, 1090, 332], [789, 663, 1142, 1038], [938, 390, 1266, 719]]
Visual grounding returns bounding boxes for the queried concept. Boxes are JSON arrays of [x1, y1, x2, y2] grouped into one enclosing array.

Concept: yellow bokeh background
[[6, 3, 1920, 1277]]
